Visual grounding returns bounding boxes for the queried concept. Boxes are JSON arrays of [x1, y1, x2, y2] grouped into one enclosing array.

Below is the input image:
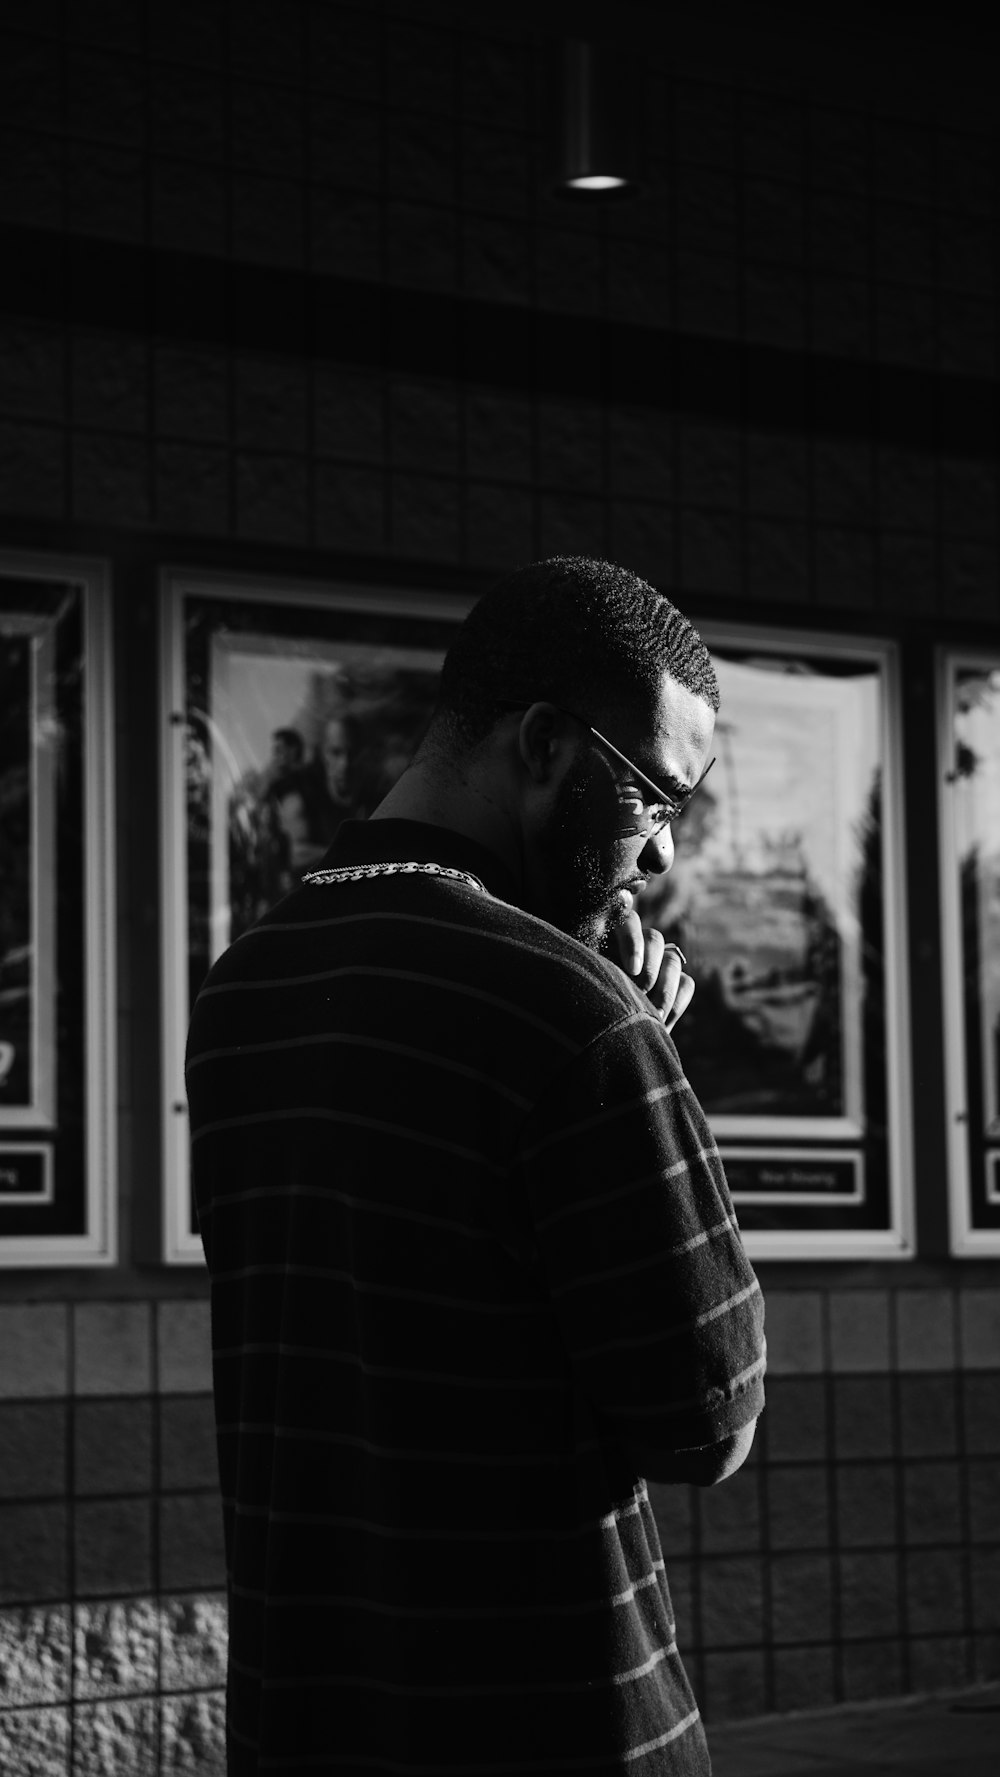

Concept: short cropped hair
[[272, 727, 304, 758], [435, 557, 719, 749]]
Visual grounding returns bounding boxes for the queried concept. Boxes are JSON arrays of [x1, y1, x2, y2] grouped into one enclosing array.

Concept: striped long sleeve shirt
[[186, 819, 766, 1775]]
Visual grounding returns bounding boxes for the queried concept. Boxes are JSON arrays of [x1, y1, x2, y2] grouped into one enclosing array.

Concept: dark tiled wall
[[1, 2, 1000, 1769], [0, 1305, 221, 1604], [645, 1284, 1000, 1720], [0, 1303, 224, 1771], [2, 326, 997, 622], [1, 1290, 997, 1766], [0, 2, 997, 621], [656, 1366, 1000, 1719]]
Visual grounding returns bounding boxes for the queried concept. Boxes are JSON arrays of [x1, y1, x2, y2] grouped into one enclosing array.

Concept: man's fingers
[[609, 924, 691, 1028], [615, 908, 646, 977], [663, 970, 695, 1032], [635, 925, 664, 993], [646, 940, 684, 1016]]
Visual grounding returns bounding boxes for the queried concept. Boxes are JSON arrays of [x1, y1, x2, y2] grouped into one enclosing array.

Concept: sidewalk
[[707, 1683, 1000, 1776]]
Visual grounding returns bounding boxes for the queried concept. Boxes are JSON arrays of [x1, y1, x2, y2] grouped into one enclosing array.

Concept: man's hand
[[608, 910, 694, 1032]]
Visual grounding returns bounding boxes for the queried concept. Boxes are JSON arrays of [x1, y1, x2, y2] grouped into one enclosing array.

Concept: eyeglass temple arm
[[587, 722, 716, 807]]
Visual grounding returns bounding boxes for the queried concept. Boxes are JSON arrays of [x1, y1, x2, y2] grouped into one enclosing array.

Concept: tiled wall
[[660, 1285, 1000, 1723], [1, 1, 1000, 1768], [0, 2, 997, 609], [1, 1288, 997, 1770], [2, 323, 997, 618], [0, 1302, 226, 1774]]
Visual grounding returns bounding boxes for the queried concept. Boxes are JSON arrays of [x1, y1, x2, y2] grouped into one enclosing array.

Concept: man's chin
[[567, 896, 627, 954]]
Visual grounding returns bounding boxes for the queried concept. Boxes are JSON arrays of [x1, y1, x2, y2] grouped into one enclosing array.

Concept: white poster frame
[[937, 646, 1000, 1257], [687, 622, 914, 1261], [0, 552, 116, 1267]]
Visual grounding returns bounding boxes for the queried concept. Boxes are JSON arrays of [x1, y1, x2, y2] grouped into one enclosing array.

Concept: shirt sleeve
[[513, 1008, 765, 1455]]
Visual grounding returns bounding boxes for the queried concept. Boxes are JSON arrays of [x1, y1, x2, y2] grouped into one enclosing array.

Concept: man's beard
[[533, 755, 629, 952]]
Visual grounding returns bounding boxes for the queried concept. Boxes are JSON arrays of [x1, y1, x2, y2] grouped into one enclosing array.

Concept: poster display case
[[0, 554, 115, 1265], [635, 625, 914, 1259], [938, 649, 1000, 1255], [159, 570, 471, 1262]]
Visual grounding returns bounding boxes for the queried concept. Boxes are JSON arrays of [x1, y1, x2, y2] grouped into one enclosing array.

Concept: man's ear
[[517, 702, 571, 785]]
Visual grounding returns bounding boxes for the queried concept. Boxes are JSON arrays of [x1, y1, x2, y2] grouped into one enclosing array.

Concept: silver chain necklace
[[302, 860, 486, 893]]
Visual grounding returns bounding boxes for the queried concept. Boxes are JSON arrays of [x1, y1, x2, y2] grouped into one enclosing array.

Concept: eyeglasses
[[498, 700, 716, 838], [566, 710, 716, 838]]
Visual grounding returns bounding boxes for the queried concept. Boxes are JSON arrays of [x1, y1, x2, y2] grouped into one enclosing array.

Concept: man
[[276, 712, 368, 872], [187, 557, 765, 1775], [228, 730, 308, 935], [267, 727, 306, 787], [320, 711, 359, 807]]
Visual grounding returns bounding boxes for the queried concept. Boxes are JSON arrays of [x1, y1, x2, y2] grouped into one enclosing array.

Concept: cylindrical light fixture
[[552, 39, 641, 199]]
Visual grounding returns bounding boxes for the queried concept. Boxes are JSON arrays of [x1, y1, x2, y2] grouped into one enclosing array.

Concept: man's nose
[[639, 824, 674, 874]]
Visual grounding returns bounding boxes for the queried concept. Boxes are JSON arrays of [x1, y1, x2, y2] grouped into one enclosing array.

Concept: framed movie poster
[[160, 570, 472, 1262], [938, 650, 1000, 1255], [0, 553, 116, 1266], [635, 625, 914, 1259]]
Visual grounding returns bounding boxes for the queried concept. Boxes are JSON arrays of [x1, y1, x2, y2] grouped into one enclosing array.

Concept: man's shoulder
[[423, 884, 648, 1040], [194, 879, 646, 1050]]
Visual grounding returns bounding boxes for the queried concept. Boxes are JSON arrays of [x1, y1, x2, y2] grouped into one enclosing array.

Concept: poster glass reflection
[[160, 571, 470, 1261]]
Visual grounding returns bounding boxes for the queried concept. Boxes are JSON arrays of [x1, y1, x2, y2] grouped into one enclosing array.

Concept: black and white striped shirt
[[186, 819, 765, 1775]]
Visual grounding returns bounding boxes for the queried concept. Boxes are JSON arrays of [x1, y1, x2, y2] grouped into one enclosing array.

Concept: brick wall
[[1, 1, 999, 1769]]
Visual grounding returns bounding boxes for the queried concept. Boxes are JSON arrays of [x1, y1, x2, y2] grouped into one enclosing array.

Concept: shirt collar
[[320, 819, 521, 906]]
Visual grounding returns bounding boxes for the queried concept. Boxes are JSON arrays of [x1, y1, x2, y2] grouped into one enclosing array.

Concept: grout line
[[377, 5, 393, 559], [66, 1299, 76, 1777], [56, 0, 73, 536], [755, 1415, 776, 1712], [150, 1298, 163, 1775], [690, 1461, 707, 1713], [801, 87, 819, 614], [301, 7, 317, 558], [952, 1284, 976, 1686], [734, 85, 748, 608], [140, 0, 154, 535], [887, 1286, 911, 1695], [0, 1679, 225, 1717], [221, 0, 236, 546], [824, 1346, 845, 1704], [665, 70, 682, 602]]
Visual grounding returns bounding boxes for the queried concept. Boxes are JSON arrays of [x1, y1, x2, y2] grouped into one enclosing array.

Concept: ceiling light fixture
[[552, 39, 641, 200]]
